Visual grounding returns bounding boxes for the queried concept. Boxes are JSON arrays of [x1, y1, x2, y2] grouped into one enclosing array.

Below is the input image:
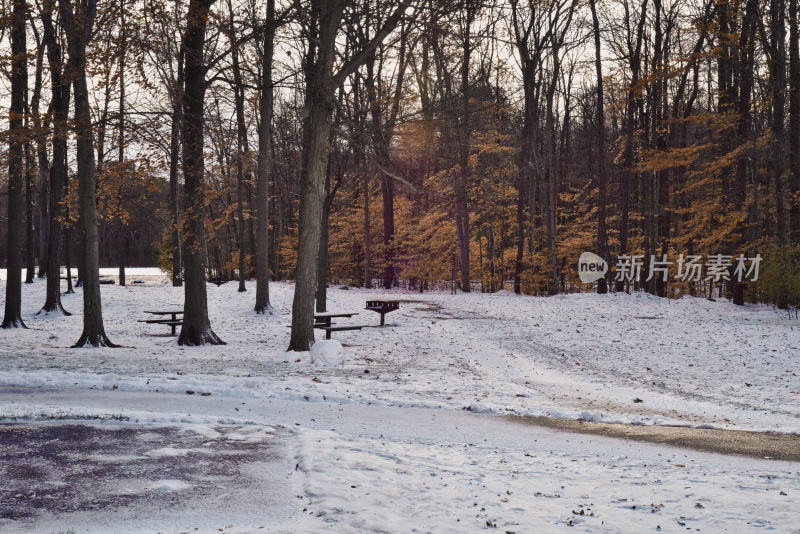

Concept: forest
[[2, 0, 800, 348]]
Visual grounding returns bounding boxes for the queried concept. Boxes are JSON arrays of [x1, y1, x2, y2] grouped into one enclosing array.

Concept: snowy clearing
[[2, 278, 798, 433], [1, 278, 799, 532]]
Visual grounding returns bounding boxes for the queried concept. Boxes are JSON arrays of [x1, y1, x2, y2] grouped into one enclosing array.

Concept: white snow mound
[[310, 340, 345, 367]]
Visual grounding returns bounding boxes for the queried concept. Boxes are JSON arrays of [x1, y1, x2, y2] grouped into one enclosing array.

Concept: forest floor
[[0, 273, 798, 532]]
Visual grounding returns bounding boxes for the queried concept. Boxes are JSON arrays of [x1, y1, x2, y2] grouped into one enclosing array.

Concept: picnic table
[[364, 300, 400, 326], [313, 311, 363, 340], [138, 309, 183, 336]]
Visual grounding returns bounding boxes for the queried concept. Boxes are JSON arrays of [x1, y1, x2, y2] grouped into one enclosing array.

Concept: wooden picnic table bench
[[313, 311, 365, 340], [364, 300, 400, 326], [138, 310, 183, 336], [314, 311, 358, 327]]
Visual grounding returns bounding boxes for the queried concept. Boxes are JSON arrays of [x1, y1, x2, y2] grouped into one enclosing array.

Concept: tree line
[[2, 0, 799, 348]]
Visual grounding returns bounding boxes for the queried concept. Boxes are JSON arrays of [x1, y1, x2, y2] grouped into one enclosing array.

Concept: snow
[[2, 279, 797, 432], [2, 389, 797, 533], [310, 339, 345, 366], [1, 277, 799, 531], [149, 479, 192, 492], [293, 424, 796, 532], [0, 267, 170, 280]]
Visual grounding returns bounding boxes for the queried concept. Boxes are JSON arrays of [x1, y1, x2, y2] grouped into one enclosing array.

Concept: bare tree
[[2, 0, 28, 329], [255, 0, 277, 314], [288, 0, 413, 351], [60, 0, 116, 346], [589, 0, 609, 294], [791, 0, 800, 241], [226, 0, 249, 293], [39, 0, 71, 316], [178, 0, 225, 345]]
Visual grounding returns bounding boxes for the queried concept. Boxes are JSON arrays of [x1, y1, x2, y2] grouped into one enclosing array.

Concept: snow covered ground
[[2, 388, 798, 533], [1, 277, 799, 532], [2, 276, 798, 433]]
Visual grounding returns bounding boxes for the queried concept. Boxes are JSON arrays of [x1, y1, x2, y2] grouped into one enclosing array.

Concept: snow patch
[[149, 479, 191, 492]]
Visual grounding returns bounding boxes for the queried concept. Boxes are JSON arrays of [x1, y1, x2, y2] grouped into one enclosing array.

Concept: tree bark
[[288, 0, 410, 350], [455, 1, 477, 293], [543, 41, 562, 295], [364, 22, 407, 291], [227, 0, 248, 292], [732, 0, 758, 305], [365, 53, 398, 290], [63, 167, 74, 295], [169, 44, 185, 287], [487, 227, 496, 292], [60, 0, 115, 346], [770, 0, 788, 243], [179, 0, 224, 345], [289, 0, 343, 351], [118, 1, 127, 287], [255, 0, 275, 314], [25, 142, 36, 284], [364, 176, 372, 288], [315, 169, 332, 313], [2, 0, 28, 329], [617, 0, 649, 292], [514, 63, 536, 295], [29, 32, 49, 281], [590, 0, 609, 294], [790, 0, 800, 241]]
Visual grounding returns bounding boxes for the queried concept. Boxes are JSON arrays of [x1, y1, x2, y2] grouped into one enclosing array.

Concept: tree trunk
[[63, 163, 74, 296], [544, 44, 561, 295], [514, 65, 536, 295], [652, 0, 667, 298], [254, 0, 275, 314], [228, 0, 248, 292], [35, 125, 49, 281], [365, 45, 400, 290], [37, 120, 48, 278], [616, 0, 648, 292], [169, 44, 185, 287], [30, 31, 48, 281], [316, 174, 331, 313], [790, 0, 800, 241], [289, 0, 409, 350], [178, 0, 224, 346], [771, 0, 788, 243], [2, 0, 28, 329], [61, 0, 114, 346], [590, 0, 609, 294], [364, 176, 372, 288], [732, 0, 758, 305], [487, 227, 496, 292], [289, 1, 343, 351], [455, 2, 476, 293], [118, 5, 127, 287], [25, 142, 36, 284], [118, 221, 126, 287], [380, 176, 395, 289]]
